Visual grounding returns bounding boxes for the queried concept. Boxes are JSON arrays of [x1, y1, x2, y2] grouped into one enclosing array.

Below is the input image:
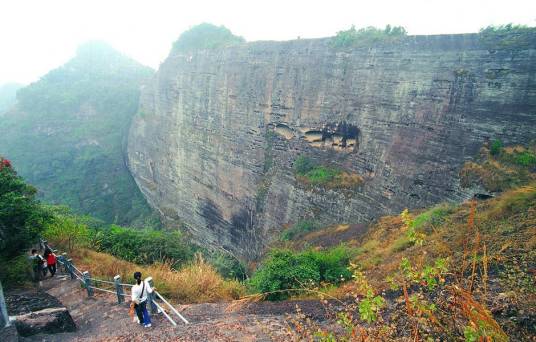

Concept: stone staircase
[[17, 273, 291, 341]]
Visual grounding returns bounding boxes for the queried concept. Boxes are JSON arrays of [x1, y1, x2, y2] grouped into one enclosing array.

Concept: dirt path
[[18, 272, 326, 341]]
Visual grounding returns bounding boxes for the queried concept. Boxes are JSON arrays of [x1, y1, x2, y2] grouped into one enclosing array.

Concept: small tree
[[0, 157, 50, 260], [43, 206, 90, 251], [490, 139, 503, 156]]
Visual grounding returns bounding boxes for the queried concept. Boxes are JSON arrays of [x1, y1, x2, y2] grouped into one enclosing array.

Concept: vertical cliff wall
[[127, 34, 536, 259]]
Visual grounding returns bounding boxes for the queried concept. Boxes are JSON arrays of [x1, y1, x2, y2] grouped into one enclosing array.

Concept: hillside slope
[[0, 82, 23, 114], [277, 144, 536, 340], [0, 42, 159, 227]]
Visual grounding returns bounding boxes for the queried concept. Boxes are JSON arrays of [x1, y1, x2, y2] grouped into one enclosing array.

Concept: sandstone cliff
[[127, 34, 536, 260]]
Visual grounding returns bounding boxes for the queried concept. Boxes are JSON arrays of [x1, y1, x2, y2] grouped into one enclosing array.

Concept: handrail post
[[0, 281, 10, 328], [66, 258, 75, 280], [114, 275, 124, 304], [83, 271, 93, 297], [146, 277, 157, 314]]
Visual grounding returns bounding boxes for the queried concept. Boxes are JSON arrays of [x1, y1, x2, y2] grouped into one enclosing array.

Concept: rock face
[[127, 34, 536, 260]]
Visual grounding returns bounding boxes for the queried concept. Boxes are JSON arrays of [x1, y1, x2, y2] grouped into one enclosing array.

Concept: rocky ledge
[[6, 291, 76, 337]]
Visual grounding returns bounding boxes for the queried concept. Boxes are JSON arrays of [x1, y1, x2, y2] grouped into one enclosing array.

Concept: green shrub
[[0, 255, 33, 289], [306, 246, 352, 283], [281, 220, 320, 240], [294, 155, 315, 175], [331, 25, 407, 48], [490, 139, 503, 156], [304, 167, 339, 184], [294, 156, 342, 185], [92, 225, 196, 269], [513, 151, 536, 167], [248, 249, 320, 300], [172, 23, 245, 52], [249, 246, 352, 300]]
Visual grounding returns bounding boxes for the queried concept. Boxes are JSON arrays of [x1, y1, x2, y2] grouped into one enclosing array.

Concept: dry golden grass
[[58, 248, 244, 304], [339, 181, 536, 293], [332, 172, 364, 189]]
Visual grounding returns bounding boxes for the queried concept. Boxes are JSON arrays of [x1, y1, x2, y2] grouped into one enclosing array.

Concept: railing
[[40, 239, 189, 326]]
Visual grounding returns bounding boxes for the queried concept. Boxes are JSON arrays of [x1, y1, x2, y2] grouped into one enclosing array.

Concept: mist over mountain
[[0, 41, 160, 227], [0, 83, 23, 114]]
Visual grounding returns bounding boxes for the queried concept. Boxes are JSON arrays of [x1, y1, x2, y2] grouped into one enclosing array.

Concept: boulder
[[14, 307, 76, 337]]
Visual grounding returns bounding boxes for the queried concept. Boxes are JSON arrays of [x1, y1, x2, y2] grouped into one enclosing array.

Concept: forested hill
[[0, 41, 160, 228], [0, 82, 23, 114]]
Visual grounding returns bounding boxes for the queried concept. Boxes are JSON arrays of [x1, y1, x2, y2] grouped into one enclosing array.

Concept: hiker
[[44, 248, 57, 277], [29, 249, 45, 281], [131, 271, 155, 328]]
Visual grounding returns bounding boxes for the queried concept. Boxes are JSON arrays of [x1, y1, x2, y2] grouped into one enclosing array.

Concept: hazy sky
[[1, 0, 534, 85]]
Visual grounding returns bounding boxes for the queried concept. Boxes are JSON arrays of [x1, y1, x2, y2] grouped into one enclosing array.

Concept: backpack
[[35, 255, 44, 266]]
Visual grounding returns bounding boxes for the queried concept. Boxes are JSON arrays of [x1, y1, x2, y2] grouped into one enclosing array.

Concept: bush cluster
[[294, 155, 341, 185], [331, 25, 407, 48], [172, 23, 245, 52], [87, 225, 195, 269], [248, 246, 352, 300], [479, 24, 536, 50], [280, 220, 320, 241]]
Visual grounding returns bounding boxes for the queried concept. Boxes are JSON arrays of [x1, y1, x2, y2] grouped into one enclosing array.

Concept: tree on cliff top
[[172, 23, 245, 52], [479, 24, 536, 50], [331, 25, 407, 48]]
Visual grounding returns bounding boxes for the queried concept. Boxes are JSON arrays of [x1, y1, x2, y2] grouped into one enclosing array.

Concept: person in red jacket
[[44, 248, 57, 277]]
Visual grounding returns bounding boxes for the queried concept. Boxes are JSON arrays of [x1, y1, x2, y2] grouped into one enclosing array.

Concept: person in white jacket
[[131, 271, 154, 327]]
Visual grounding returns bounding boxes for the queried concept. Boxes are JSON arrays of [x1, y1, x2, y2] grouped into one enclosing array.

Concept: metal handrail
[[40, 238, 188, 326], [153, 300, 177, 326], [89, 286, 117, 295], [155, 291, 189, 324], [89, 278, 116, 285]]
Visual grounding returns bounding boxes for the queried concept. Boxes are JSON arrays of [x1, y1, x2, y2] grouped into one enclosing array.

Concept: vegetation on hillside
[[294, 155, 363, 189], [280, 220, 321, 241], [0, 42, 159, 228], [460, 140, 536, 192], [0, 157, 51, 287], [172, 23, 245, 53], [331, 25, 407, 48], [479, 24, 536, 50], [270, 144, 535, 341], [248, 246, 353, 300], [0, 82, 23, 114]]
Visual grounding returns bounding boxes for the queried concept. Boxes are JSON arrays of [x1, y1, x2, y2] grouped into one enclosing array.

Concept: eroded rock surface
[[6, 292, 76, 337], [127, 34, 536, 260], [14, 307, 76, 337]]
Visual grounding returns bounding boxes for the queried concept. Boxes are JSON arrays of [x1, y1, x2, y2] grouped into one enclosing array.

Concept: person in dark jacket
[[29, 249, 44, 281]]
